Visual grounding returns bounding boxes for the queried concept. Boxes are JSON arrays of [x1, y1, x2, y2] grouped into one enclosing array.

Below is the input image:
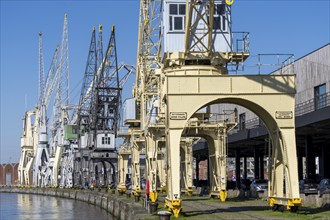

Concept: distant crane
[[74, 25, 123, 188], [32, 14, 70, 187]]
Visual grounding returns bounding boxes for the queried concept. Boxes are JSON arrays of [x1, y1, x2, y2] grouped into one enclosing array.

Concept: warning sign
[[170, 112, 187, 120], [275, 111, 293, 119]]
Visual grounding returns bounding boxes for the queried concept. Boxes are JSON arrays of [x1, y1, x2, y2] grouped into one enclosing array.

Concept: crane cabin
[[162, 0, 233, 53]]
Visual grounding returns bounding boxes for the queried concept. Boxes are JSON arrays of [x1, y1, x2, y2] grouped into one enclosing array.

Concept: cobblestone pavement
[[156, 196, 330, 219]]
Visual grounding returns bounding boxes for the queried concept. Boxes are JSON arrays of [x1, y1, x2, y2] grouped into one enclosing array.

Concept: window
[[169, 4, 185, 31], [213, 4, 227, 32], [72, 127, 77, 134], [314, 84, 326, 110], [102, 137, 111, 145], [239, 113, 246, 131]]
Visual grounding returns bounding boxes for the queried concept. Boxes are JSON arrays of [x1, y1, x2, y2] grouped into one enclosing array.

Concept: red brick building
[[0, 163, 19, 186]]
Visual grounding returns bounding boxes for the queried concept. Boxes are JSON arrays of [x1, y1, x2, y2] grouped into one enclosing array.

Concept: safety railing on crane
[[228, 35, 295, 75], [232, 31, 250, 53], [227, 32, 250, 73], [232, 53, 295, 75], [187, 110, 238, 127], [258, 54, 295, 75]]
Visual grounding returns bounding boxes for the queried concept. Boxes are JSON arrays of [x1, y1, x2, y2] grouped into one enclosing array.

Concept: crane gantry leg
[[180, 138, 194, 196], [218, 133, 228, 202], [117, 146, 130, 194], [165, 129, 182, 217], [131, 140, 143, 198], [268, 128, 301, 211], [157, 140, 167, 194], [146, 133, 158, 202]]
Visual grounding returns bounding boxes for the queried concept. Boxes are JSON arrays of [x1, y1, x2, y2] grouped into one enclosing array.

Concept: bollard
[[157, 211, 172, 220], [126, 192, 131, 198], [143, 196, 149, 210], [149, 202, 158, 213], [135, 195, 140, 202]]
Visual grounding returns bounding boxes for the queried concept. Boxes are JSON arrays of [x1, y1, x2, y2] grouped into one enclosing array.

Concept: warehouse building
[[0, 163, 19, 186]]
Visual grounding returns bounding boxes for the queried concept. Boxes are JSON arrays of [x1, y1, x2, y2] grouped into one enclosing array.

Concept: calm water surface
[[0, 193, 114, 220]]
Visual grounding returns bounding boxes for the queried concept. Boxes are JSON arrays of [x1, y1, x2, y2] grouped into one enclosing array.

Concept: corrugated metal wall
[[295, 45, 330, 105]]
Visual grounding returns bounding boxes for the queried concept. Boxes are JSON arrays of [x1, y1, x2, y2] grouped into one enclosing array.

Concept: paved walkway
[[156, 196, 330, 219]]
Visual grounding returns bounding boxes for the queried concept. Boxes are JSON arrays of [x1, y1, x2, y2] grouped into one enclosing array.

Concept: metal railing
[[117, 126, 129, 135], [231, 92, 330, 133], [245, 117, 263, 129], [295, 92, 330, 116], [256, 54, 294, 75], [207, 111, 237, 124], [232, 32, 250, 53]]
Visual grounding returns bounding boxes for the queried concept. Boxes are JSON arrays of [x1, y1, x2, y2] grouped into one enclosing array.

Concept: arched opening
[[4, 164, 14, 186], [173, 96, 294, 200]]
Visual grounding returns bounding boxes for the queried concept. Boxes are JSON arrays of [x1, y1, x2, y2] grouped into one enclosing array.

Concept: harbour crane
[[74, 25, 124, 189], [32, 39, 60, 186], [32, 14, 69, 187]]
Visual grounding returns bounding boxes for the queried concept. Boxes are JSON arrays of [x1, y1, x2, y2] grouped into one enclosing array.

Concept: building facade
[[0, 163, 19, 186]]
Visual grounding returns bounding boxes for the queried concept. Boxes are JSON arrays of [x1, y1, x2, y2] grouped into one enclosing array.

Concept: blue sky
[[1, 0, 329, 163]]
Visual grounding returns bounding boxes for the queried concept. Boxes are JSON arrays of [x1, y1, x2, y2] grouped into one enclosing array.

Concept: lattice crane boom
[[78, 27, 97, 121], [38, 33, 45, 108], [90, 25, 120, 135], [43, 46, 60, 109], [134, 0, 162, 128], [119, 64, 135, 89]]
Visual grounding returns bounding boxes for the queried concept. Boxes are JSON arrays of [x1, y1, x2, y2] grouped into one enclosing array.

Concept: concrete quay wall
[[0, 187, 151, 220]]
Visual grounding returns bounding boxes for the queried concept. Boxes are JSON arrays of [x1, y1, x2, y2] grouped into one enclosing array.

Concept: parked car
[[226, 180, 236, 190], [250, 179, 268, 193], [318, 178, 330, 197], [299, 179, 318, 196]]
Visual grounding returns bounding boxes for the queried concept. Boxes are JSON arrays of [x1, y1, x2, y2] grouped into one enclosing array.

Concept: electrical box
[[122, 98, 136, 123], [64, 125, 78, 140]]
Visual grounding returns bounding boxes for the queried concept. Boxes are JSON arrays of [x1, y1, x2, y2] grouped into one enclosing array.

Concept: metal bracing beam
[[184, 0, 214, 56]]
